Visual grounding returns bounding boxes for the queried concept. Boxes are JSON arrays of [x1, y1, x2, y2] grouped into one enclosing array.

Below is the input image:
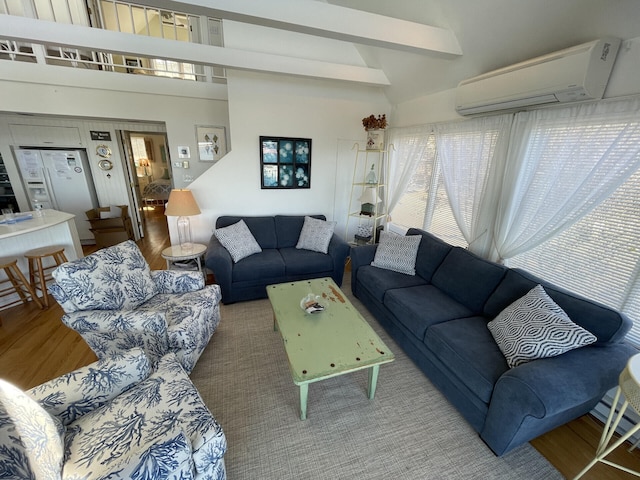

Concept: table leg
[[368, 364, 380, 400], [165, 259, 171, 270], [299, 383, 309, 420]]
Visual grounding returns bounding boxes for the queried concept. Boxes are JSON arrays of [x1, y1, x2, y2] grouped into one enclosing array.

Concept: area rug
[[191, 282, 563, 480]]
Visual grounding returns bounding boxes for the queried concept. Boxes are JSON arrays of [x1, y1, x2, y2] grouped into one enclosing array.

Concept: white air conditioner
[[455, 38, 620, 116]]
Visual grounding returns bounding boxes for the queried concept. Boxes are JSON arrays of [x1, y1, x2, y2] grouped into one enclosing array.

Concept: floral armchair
[[49, 240, 221, 373], [0, 348, 227, 479]]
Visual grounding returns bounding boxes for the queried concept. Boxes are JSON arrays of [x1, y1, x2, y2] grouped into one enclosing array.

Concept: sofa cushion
[[232, 249, 285, 282], [296, 216, 336, 254], [425, 317, 509, 404], [275, 214, 325, 248], [385, 284, 474, 341], [214, 219, 262, 263], [0, 379, 65, 480], [407, 228, 452, 282], [371, 231, 422, 275], [52, 240, 156, 311], [356, 265, 427, 302], [280, 247, 334, 276], [485, 268, 631, 344], [487, 285, 597, 368], [431, 247, 507, 313], [216, 216, 277, 249]]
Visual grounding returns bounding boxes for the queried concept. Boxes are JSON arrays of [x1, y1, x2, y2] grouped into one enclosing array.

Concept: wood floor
[[1, 206, 640, 479]]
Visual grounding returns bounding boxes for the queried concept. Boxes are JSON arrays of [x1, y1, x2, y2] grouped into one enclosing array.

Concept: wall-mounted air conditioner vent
[[455, 38, 620, 116]]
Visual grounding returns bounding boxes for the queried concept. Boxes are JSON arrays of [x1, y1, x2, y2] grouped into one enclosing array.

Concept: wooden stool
[[25, 246, 68, 308], [0, 257, 44, 316]]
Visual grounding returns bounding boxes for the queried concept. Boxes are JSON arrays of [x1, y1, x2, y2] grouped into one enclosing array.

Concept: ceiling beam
[[0, 16, 390, 86], [125, 0, 462, 56]]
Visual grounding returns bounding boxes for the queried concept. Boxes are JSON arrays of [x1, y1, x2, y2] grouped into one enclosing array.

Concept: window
[[390, 134, 466, 246]]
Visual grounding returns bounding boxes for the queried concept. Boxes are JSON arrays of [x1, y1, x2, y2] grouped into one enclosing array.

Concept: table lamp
[[358, 187, 382, 216], [165, 189, 201, 251]]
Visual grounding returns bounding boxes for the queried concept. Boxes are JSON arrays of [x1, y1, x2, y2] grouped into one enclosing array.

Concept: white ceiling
[[326, 0, 640, 104]]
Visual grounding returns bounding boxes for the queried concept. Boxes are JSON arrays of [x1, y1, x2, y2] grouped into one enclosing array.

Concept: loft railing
[[0, 0, 226, 82]]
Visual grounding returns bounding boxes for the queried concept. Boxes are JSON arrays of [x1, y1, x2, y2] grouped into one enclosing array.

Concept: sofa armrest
[[349, 244, 378, 294], [205, 235, 233, 302], [27, 348, 151, 426], [151, 270, 205, 294], [327, 234, 350, 286], [481, 342, 636, 455]]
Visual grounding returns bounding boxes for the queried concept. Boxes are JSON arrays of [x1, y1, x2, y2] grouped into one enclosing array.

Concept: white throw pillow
[[214, 219, 262, 263], [487, 284, 597, 368], [296, 216, 336, 254], [371, 231, 422, 275]]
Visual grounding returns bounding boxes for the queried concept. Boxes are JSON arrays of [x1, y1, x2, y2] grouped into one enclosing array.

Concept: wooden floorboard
[[1, 205, 640, 478]]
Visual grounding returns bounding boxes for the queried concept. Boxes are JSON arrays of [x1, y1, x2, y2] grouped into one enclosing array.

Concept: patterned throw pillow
[[0, 379, 65, 480], [371, 231, 422, 275], [487, 284, 597, 368], [214, 219, 262, 263], [296, 216, 336, 254], [52, 240, 156, 311]]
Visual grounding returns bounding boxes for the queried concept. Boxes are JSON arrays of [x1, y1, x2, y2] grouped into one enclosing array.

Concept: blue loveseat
[[350, 227, 636, 456], [205, 215, 350, 304]]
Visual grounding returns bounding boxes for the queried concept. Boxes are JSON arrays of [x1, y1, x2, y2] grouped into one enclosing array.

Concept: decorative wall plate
[[98, 159, 113, 171], [96, 144, 112, 158]]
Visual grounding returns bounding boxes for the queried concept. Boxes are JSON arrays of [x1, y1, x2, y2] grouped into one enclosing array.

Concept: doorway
[[119, 131, 173, 239]]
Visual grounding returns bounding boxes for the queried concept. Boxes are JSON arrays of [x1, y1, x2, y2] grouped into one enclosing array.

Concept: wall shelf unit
[[345, 144, 389, 246]]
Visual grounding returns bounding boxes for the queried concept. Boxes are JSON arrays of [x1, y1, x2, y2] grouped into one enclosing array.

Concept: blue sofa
[[350, 228, 636, 456], [205, 215, 350, 304]]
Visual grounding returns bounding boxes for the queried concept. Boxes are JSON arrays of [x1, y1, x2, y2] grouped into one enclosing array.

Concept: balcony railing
[[0, 0, 226, 82]]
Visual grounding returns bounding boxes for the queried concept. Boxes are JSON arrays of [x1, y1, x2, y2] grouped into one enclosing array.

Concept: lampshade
[[358, 187, 382, 205], [165, 189, 201, 217], [139, 159, 150, 167]]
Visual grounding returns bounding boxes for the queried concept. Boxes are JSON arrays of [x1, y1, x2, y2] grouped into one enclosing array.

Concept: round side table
[[573, 353, 640, 479], [161, 244, 207, 277]]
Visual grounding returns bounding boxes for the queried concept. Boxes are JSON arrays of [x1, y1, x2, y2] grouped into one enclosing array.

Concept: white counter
[[0, 209, 83, 310]]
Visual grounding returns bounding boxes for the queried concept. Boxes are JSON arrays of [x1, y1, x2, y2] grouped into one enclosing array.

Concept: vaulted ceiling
[[3, 0, 640, 105]]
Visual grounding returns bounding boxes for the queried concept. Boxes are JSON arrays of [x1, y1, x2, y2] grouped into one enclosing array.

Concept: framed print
[[196, 125, 227, 162], [260, 136, 312, 189], [177, 146, 190, 159]]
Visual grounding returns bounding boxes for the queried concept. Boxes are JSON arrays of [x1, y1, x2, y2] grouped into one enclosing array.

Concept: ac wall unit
[[455, 38, 620, 116]]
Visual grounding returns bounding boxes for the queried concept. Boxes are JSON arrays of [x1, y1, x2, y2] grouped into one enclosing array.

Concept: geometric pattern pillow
[[371, 231, 422, 275], [51, 240, 156, 311], [214, 219, 262, 263], [487, 284, 597, 368], [296, 216, 336, 254], [0, 379, 65, 480]]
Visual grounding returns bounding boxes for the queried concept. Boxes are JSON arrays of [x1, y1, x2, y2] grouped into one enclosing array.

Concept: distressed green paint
[[268, 277, 394, 419]]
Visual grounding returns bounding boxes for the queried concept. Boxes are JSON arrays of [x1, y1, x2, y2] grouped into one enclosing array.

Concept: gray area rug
[[191, 282, 563, 480]]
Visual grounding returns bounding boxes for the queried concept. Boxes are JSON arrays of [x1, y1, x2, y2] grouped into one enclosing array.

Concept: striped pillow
[[487, 284, 597, 368], [371, 231, 422, 275]]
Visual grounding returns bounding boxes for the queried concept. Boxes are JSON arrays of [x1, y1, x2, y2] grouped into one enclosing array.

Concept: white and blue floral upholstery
[[0, 348, 227, 480], [49, 241, 221, 373]]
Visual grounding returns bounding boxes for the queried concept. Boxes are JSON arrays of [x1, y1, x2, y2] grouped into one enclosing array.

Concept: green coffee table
[[267, 277, 394, 420]]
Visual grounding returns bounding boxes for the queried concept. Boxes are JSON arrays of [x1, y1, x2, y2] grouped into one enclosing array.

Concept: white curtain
[[494, 97, 640, 261], [434, 115, 512, 258], [386, 125, 434, 216]]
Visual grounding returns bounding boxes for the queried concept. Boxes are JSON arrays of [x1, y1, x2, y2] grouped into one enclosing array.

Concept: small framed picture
[[260, 136, 312, 189], [196, 125, 227, 162], [178, 146, 190, 159]]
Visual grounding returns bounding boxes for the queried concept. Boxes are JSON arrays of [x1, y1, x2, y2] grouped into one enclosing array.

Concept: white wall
[[392, 35, 640, 128], [185, 69, 389, 244]]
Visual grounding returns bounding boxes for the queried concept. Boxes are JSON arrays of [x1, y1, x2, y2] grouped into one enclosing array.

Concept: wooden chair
[[24, 246, 68, 308], [0, 257, 44, 322]]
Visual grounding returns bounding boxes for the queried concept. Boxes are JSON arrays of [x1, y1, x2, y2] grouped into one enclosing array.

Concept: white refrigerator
[[15, 148, 99, 242]]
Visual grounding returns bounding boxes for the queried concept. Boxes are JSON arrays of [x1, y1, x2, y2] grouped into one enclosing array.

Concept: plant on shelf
[[362, 114, 387, 131], [362, 114, 387, 150]]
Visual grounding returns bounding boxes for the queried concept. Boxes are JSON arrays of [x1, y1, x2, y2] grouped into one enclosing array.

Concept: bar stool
[[573, 353, 640, 479], [24, 246, 68, 308], [0, 257, 44, 315]]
